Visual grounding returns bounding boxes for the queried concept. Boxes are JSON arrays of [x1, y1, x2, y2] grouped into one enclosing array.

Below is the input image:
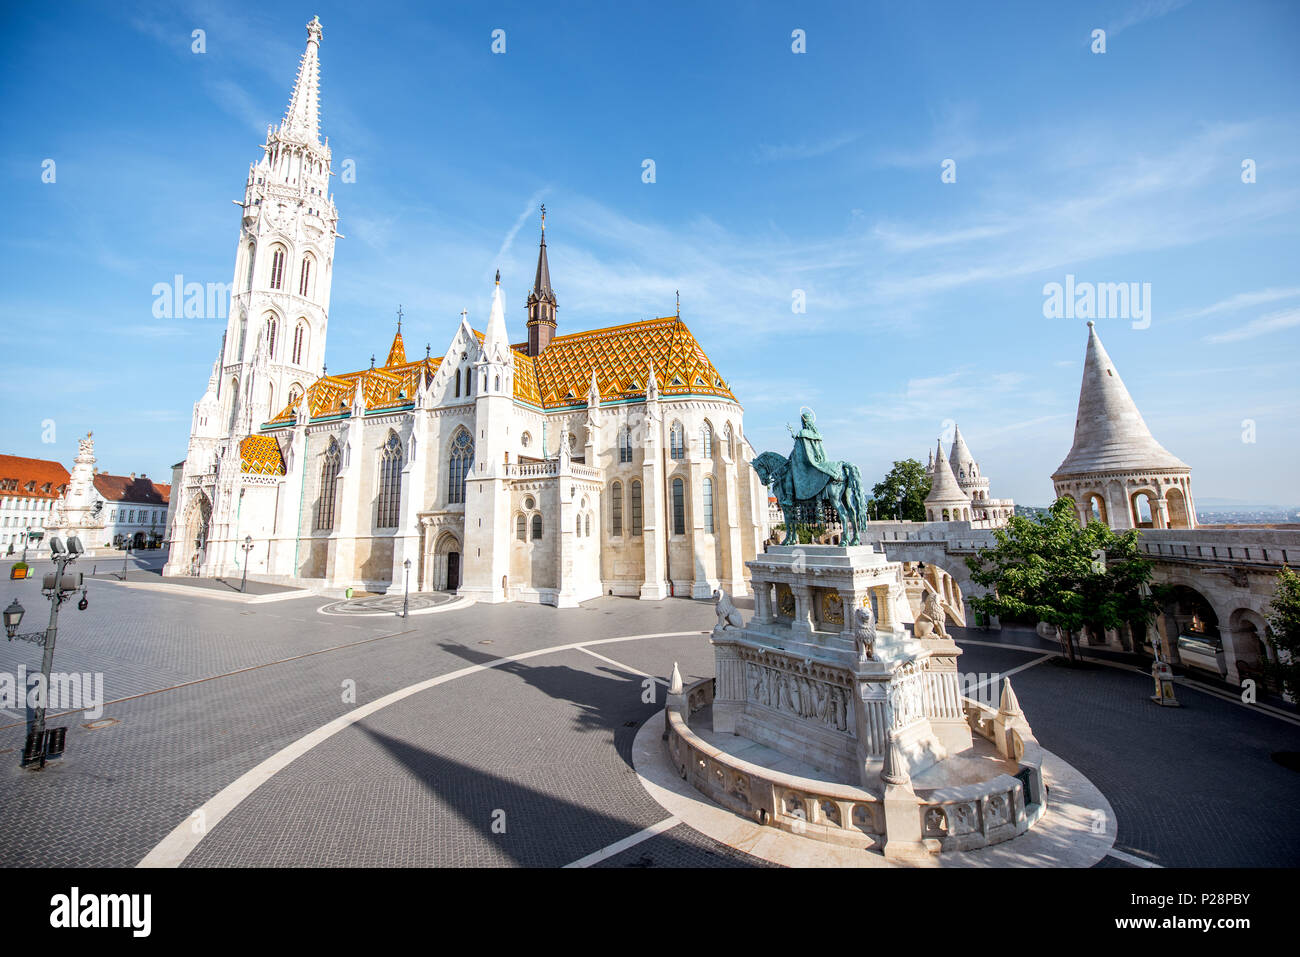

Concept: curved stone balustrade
[[665, 676, 1047, 857]]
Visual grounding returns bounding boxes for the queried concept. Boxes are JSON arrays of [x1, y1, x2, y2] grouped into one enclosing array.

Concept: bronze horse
[[752, 450, 868, 546]]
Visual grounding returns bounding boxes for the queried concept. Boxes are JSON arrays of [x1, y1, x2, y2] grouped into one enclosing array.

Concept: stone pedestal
[[711, 544, 971, 786]]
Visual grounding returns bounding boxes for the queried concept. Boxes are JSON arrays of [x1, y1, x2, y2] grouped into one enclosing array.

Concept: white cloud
[[1203, 307, 1300, 344]]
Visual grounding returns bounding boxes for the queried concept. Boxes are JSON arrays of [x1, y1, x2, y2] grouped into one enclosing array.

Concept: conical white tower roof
[[1054, 322, 1188, 478], [949, 425, 976, 479], [925, 439, 970, 506]]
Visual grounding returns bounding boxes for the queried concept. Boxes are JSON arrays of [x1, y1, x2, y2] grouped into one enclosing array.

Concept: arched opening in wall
[[1228, 608, 1275, 690], [942, 509, 950, 521], [1159, 584, 1221, 670], [1166, 487, 1191, 528], [433, 532, 461, 591], [1131, 490, 1157, 528], [1086, 493, 1108, 525]]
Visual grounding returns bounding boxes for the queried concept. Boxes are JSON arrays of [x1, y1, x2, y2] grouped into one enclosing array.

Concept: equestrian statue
[[751, 409, 869, 546]]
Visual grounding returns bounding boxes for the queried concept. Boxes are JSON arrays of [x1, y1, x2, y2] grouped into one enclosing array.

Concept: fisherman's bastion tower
[[1052, 321, 1195, 530], [164, 18, 767, 605]]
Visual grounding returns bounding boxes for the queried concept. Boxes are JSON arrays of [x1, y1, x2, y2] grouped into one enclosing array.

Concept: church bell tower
[[219, 14, 338, 437], [525, 206, 558, 356]]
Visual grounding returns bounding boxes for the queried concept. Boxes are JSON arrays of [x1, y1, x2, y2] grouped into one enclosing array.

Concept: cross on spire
[[396, 304, 403, 331]]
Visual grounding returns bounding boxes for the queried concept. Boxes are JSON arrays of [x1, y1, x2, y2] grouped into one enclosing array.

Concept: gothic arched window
[[672, 477, 686, 534], [376, 431, 404, 527], [516, 514, 526, 541], [631, 480, 643, 536], [269, 246, 287, 290], [611, 481, 623, 536], [669, 423, 684, 460], [531, 514, 543, 540], [298, 255, 314, 297], [265, 317, 278, 358], [701, 423, 713, 458], [316, 438, 340, 531], [619, 426, 632, 463], [447, 428, 474, 505], [703, 477, 715, 533], [292, 322, 307, 365]]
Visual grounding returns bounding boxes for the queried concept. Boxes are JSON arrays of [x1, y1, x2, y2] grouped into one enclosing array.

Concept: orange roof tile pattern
[[530, 317, 734, 408], [262, 316, 733, 428], [239, 435, 286, 475]]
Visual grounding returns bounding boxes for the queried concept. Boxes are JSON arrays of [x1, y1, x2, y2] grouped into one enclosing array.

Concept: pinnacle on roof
[[925, 438, 969, 505], [280, 16, 324, 144], [484, 272, 509, 355], [1053, 322, 1188, 478], [385, 314, 406, 368], [528, 206, 556, 306]]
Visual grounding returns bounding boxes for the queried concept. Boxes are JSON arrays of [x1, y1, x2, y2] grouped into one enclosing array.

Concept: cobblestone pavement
[[0, 571, 1296, 868]]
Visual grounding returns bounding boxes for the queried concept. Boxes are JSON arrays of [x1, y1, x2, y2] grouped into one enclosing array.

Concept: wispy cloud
[[1203, 307, 1300, 344], [1106, 0, 1194, 39], [756, 132, 860, 163], [1175, 286, 1300, 321]]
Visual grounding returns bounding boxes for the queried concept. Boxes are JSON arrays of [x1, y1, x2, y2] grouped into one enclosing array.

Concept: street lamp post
[[897, 490, 906, 522], [240, 536, 254, 592], [120, 536, 131, 580], [402, 558, 412, 619], [4, 535, 89, 769]]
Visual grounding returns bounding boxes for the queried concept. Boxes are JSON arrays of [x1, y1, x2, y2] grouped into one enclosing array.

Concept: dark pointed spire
[[526, 204, 558, 356]]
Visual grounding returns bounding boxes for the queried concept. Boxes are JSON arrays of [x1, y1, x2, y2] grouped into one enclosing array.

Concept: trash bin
[[345, 587, 353, 599]]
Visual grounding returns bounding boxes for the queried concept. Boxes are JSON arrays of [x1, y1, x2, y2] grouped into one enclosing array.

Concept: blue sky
[[2, 0, 1298, 505]]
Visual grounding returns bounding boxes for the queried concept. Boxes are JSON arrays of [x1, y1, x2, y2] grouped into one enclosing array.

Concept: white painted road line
[[1107, 847, 1162, 868], [576, 645, 668, 684], [563, 816, 680, 868], [138, 630, 704, 868]]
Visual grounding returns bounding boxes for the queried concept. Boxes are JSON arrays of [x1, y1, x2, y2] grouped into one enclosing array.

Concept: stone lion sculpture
[[712, 588, 744, 633], [853, 605, 877, 662], [915, 581, 949, 639]]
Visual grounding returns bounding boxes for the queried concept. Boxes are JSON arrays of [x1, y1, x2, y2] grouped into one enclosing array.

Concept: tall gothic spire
[[526, 205, 558, 356], [280, 16, 324, 144], [1053, 321, 1187, 477]]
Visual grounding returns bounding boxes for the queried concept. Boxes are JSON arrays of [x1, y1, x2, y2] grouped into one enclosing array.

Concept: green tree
[[1264, 566, 1300, 700], [964, 498, 1160, 663], [870, 458, 930, 522]]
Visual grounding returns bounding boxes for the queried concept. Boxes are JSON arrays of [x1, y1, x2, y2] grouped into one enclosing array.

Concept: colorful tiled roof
[[93, 473, 170, 505], [529, 317, 734, 408], [265, 355, 441, 425], [239, 435, 286, 475], [0, 455, 71, 499], [264, 315, 734, 427]]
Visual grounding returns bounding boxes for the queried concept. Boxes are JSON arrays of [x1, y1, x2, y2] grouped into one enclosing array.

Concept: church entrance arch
[[433, 531, 461, 591]]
